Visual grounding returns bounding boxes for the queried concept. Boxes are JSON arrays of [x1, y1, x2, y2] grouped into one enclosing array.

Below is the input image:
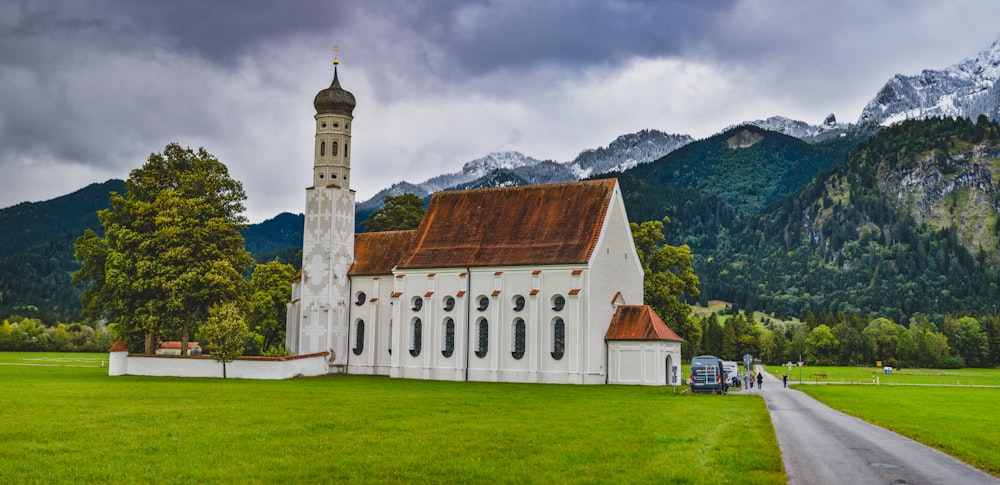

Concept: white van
[[722, 361, 739, 383]]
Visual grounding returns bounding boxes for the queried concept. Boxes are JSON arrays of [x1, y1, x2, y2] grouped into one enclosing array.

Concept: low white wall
[[112, 352, 330, 379]]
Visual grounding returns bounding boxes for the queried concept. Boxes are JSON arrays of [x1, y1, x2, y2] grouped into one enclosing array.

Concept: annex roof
[[349, 230, 416, 276], [605, 305, 684, 342], [159, 341, 201, 349], [108, 339, 128, 352], [397, 179, 617, 269]]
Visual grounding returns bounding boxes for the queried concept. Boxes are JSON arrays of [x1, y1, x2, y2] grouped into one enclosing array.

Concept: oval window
[[512, 295, 525, 312], [477, 296, 489, 312], [551, 295, 566, 312], [355, 291, 366, 306]]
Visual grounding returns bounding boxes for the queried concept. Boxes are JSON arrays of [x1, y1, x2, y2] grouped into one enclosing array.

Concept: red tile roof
[[349, 230, 416, 276], [108, 339, 128, 352], [605, 305, 684, 342], [159, 341, 201, 349], [397, 179, 617, 269]]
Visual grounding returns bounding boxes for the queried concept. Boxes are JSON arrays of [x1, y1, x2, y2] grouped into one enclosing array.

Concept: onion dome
[[313, 66, 356, 116]]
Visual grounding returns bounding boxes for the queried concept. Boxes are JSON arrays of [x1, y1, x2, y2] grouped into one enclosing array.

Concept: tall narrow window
[[409, 318, 422, 357], [512, 318, 525, 360], [353, 320, 365, 355], [388, 320, 392, 355], [475, 318, 489, 358], [344, 143, 348, 158], [332, 141, 339, 157], [442, 318, 455, 358], [551, 318, 565, 360], [320, 141, 326, 157]]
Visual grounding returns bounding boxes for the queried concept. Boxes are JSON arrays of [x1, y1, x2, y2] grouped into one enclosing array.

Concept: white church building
[[285, 62, 682, 386]]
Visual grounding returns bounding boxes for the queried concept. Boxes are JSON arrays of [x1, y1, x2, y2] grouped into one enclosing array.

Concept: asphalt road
[[753, 367, 999, 485]]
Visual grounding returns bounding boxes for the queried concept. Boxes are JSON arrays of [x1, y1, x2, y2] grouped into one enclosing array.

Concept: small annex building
[[285, 59, 682, 385]]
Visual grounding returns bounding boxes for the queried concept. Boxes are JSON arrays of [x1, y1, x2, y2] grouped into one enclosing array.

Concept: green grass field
[[797, 385, 1000, 477], [0, 352, 784, 484], [765, 364, 1000, 386]]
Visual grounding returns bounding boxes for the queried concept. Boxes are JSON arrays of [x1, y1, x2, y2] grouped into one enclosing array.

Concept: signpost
[[743, 353, 753, 372], [798, 356, 804, 384]]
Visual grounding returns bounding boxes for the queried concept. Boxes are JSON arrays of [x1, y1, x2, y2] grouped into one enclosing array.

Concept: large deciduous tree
[[631, 218, 700, 333], [248, 260, 296, 353], [73, 143, 253, 354], [361, 193, 425, 232]]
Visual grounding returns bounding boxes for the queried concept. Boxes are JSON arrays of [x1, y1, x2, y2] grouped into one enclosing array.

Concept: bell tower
[[287, 47, 357, 370]]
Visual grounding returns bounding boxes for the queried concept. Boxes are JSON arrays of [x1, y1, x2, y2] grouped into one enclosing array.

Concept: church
[[285, 60, 683, 386]]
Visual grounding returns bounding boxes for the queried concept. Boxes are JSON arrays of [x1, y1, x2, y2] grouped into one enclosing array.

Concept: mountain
[[357, 130, 691, 212], [860, 36, 1000, 126], [0, 179, 124, 321], [739, 114, 849, 143], [618, 125, 855, 218], [697, 117, 1000, 321], [566, 129, 693, 178]]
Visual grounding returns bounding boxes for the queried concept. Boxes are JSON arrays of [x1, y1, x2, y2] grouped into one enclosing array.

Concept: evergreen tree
[[361, 193, 425, 232]]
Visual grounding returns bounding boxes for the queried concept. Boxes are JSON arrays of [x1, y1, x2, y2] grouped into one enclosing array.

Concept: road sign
[[743, 353, 753, 370]]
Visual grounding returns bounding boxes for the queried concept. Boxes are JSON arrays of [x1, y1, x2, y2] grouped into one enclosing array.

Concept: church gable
[[605, 305, 684, 341], [397, 179, 616, 270], [349, 230, 416, 276]]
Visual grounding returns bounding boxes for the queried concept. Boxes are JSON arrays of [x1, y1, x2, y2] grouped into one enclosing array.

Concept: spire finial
[[333, 44, 340, 66]]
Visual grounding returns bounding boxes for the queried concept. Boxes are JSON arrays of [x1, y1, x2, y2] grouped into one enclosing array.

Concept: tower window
[[344, 143, 348, 157], [332, 141, 339, 157], [333, 122, 340, 128], [320, 141, 326, 157]]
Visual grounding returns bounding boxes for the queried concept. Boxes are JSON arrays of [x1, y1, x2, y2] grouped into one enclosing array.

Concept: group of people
[[739, 371, 764, 390]]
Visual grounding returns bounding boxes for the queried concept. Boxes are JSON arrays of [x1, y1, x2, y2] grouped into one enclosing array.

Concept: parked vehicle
[[689, 355, 725, 394]]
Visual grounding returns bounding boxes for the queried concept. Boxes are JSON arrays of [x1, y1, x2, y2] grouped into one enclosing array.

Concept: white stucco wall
[[112, 353, 330, 379], [607, 341, 682, 386]]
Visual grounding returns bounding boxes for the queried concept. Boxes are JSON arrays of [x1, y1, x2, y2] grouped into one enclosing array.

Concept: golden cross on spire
[[333, 44, 340, 66]]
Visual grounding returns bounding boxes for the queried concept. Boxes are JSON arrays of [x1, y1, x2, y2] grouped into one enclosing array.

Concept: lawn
[[0, 352, 784, 484], [797, 385, 1000, 477], [765, 364, 1000, 386]]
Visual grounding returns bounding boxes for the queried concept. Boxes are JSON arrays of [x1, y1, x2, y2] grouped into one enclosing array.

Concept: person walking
[[757, 371, 763, 389], [783, 373, 788, 388], [749, 371, 754, 389]]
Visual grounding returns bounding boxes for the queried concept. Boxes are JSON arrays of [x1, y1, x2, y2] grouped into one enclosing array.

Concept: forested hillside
[[692, 117, 1000, 322]]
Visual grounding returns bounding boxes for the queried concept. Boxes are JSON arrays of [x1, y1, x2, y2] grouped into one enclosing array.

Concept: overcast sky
[[3, 1, 1000, 222]]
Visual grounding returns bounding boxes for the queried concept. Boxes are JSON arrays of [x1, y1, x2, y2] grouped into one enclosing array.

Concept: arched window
[[442, 318, 455, 358], [512, 318, 525, 360], [331, 141, 339, 157], [551, 295, 566, 312], [409, 318, 422, 357], [320, 141, 326, 157], [477, 296, 489, 312], [475, 318, 488, 358], [551, 318, 565, 360], [353, 320, 365, 355]]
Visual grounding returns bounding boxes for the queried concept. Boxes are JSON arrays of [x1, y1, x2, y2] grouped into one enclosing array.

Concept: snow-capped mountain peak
[[860, 35, 1000, 126]]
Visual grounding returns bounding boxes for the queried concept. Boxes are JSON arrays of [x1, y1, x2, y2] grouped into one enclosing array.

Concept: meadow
[[0, 352, 783, 484], [797, 385, 1000, 477], [764, 364, 1000, 386]]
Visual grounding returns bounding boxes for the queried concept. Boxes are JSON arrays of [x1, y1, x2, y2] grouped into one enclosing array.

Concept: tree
[[73, 143, 253, 354], [248, 261, 296, 352], [630, 219, 700, 332], [942, 316, 989, 367], [804, 324, 839, 365], [202, 302, 248, 378], [361, 193, 425, 232]]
